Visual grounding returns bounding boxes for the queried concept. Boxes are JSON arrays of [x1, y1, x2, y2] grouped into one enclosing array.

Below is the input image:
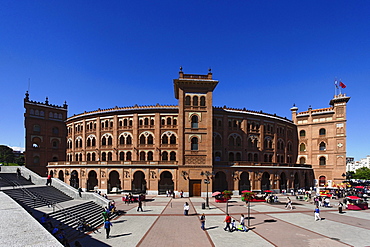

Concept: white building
[[347, 156, 370, 172]]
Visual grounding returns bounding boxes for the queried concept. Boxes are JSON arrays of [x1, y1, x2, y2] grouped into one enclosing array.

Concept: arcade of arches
[[49, 167, 313, 196]]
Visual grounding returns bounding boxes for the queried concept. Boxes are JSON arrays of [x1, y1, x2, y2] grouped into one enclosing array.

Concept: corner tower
[[24, 92, 68, 176], [174, 68, 218, 196], [292, 93, 350, 187]]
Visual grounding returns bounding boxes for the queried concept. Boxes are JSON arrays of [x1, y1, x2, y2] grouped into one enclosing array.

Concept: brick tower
[[174, 68, 218, 197], [24, 91, 68, 176]]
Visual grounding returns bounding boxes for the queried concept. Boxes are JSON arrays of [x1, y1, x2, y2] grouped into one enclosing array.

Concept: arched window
[[126, 152, 132, 161], [170, 134, 176, 144], [319, 142, 326, 151], [52, 140, 58, 148], [229, 136, 235, 146], [147, 151, 153, 161], [140, 135, 146, 144], [173, 119, 177, 125], [162, 151, 168, 161], [162, 135, 168, 144], [300, 130, 306, 137], [299, 157, 306, 164], [200, 96, 206, 106], [140, 151, 146, 161], [92, 137, 96, 146], [147, 134, 154, 145], [247, 153, 252, 161], [75, 154, 79, 161], [79, 153, 82, 161], [319, 156, 326, 165], [87, 138, 91, 147], [300, 143, 306, 152], [191, 137, 198, 150], [319, 128, 326, 135], [87, 153, 91, 161], [108, 136, 112, 145], [108, 152, 112, 161], [170, 151, 176, 161], [236, 136, 242, 146], [236, 152, 241, 161], [102, 152, 107, 161], [254, 153, 258, 162], [185, 96, 191, 105], [191, 115, 199, 128], [215, 135, 222, 146], [102, 136, 107, 146], [119, 152, 124, 161], [161, 119, 165, 126], [144, 118, 149, 126], [120, 136, 124, 145], [167, 117, 172, 125], [123, 119, 128, 126], [193, 96, 198, 106], [126, 136, 132, 144], [228, 152, 235, 161], [92, 153, 96, 161]]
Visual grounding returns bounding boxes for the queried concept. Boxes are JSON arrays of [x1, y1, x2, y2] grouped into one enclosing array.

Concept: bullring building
[[24, 69, 336, 196]]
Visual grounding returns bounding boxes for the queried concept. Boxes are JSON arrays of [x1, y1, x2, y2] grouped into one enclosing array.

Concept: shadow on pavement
[[206, 226, 219, 230], [109, 233, 132, 238]]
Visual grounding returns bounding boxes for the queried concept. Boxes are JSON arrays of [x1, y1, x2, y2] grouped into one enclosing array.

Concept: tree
[[352, 167, 370, 180], [0, 145, 16, 164]]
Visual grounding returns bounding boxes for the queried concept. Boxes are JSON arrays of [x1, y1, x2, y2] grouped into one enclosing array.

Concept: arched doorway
[[280, 173, 287, 191], [261, 172, 270, 191], [213, 171, 228, 192], [58, 170, 64, 182], [87, 170, 98, 191], [239, 172, 251, 194], [70, 170, 79, 189], [158, 171, 174, 195], [49, 170, 54, 177], [132, 171, 146, 193], [108, 171, 121, 193], [319, 176, 326, 187], [294, 173, 300, 189]]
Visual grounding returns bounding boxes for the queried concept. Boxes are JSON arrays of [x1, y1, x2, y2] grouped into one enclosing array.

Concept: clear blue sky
[[1, 1, 369, 160]]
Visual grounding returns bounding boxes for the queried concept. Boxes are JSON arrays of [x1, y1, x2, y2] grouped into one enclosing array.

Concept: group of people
[[223, 213, 248, 232], [39, 214, 70, 246]]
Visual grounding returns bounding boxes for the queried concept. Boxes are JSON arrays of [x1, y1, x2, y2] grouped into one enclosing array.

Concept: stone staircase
[[0, 173, 34, 187], [0, 167, 120, 244], [3, 186, 74, 209]]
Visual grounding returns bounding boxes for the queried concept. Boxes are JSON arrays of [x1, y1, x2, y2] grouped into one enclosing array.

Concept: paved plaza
[[75, 195, 370, 247]]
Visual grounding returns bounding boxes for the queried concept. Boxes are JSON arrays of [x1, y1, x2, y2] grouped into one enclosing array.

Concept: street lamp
[[201, 171, 214, 209]]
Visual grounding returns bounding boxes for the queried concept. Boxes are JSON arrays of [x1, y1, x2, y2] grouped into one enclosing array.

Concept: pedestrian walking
[[285, 197, 293, 210], [314, 206, 321, 221], [200, 213, 206, 230], [180, 190, 184, 198], [46, 174, 52, 186], [184, 202, 190, 216], [240, 214, 248, 232], [137, 198, 143, 212], [338, 201, 343, 213], [104, 219, 113, 239], [223, 213, 232, 232]]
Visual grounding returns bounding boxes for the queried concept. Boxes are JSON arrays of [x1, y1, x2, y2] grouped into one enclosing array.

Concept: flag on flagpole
[[334, 80, 339, 89], [339, 81, 346, 88]]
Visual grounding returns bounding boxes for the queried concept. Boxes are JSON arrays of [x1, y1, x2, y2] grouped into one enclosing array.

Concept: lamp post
[[201, 171, 214, 209]]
